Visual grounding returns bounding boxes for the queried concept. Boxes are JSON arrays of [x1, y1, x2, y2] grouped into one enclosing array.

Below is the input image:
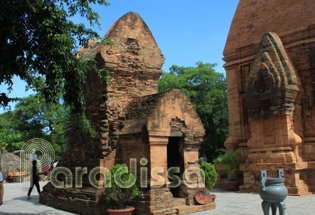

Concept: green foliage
[[0, 0, 110, 135], [158, 62, 229, 161], [0, 142, 8, 154], [200, 162, 217, 190], [213, 147, 243, 182], [0, 111, 25, 152], [0, 94, 70, 158], [104, 164, 141, 209]]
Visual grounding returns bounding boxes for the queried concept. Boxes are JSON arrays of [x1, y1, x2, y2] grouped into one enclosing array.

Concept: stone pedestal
[[240, 163, 310, 195]]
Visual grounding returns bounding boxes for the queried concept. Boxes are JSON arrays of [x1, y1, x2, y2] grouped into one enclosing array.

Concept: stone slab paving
[[188, 189, 315, 215], [0, 182, 76, 215], [1, 183, 314, 215]]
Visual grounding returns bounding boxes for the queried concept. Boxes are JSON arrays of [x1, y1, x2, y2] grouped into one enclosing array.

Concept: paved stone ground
[[0, 182, 75, 215], [0, 183, 314, 215], [188, 189, 315, 215]]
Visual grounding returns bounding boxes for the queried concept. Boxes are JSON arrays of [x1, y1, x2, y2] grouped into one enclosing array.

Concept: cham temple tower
[[224, 0, 315, 195], [40, 12, 216, 215]]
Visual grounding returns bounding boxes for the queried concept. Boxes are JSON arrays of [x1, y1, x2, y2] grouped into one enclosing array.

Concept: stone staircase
[[288, 179, 311, 195], [173, 198, 186, 207], [175, 203, 216, 215], [172, 198, 216, 215]]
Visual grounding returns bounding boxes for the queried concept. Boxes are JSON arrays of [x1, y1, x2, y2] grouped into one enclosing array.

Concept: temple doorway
[[167, 137, 184, 197]]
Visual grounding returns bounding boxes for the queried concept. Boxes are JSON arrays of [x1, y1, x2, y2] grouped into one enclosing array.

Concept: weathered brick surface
[[224, 0, 315, 56], [40, 12, 212, 214], [224, 0, 315, 195]]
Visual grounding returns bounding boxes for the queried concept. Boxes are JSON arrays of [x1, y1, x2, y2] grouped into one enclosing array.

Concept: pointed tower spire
[[100, 12, 164, 79]]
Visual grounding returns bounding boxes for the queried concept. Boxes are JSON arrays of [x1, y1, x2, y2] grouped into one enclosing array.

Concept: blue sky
[[0, 0, 239, 113]]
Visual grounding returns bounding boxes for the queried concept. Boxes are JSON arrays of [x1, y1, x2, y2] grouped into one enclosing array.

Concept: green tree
[[0, 111, 24, 151], [0, 0, 110, 135], [158, 62, 229, 161], [0, 94, 70, 159]]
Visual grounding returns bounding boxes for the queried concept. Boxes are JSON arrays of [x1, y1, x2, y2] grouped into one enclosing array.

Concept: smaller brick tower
[[40, 12, 215, 215]]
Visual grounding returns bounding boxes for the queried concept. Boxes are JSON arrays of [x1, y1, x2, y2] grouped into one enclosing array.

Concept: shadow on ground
[[1, 213, 38, 215], [12, 195, 40, 204]]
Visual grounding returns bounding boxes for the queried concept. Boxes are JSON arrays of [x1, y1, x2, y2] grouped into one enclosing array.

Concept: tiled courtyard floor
[[188, 189, 315, 215], [0, 183, 314, 215], [0, 182, 75, 215]]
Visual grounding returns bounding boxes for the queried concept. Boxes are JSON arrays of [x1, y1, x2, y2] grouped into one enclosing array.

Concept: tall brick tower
[[224, 0, 315, 195]]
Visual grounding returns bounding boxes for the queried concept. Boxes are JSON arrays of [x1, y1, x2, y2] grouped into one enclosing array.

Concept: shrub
[[103, 163, 141, 209], [213, 147, 243, 182], [200, 162, 217, 190]]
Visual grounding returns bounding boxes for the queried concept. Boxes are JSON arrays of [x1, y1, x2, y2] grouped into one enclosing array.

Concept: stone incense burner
[[259, 169, 288, 215]]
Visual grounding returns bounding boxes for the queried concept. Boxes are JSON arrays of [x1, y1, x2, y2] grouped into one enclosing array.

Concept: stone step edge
[[175, 202, 216, 215]]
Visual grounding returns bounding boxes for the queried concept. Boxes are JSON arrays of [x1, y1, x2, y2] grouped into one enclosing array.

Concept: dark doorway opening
[[167, 137, 184, 197]]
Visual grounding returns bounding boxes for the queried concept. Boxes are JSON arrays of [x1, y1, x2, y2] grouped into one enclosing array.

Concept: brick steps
[[287, 183, 310, 196], [175, 202, 216, 215], [173, 198, 186, 207]]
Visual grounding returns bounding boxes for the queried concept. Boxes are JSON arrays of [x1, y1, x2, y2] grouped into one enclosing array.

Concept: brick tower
[[40, 12, 215, 214], [224, 0, 315, 195]]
